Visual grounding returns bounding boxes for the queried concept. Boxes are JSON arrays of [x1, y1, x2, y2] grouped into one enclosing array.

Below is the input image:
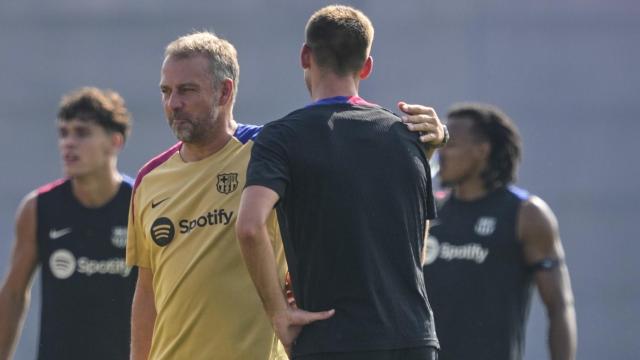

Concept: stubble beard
[[169, 106, 219, 144], [171, 118, 197, 143]]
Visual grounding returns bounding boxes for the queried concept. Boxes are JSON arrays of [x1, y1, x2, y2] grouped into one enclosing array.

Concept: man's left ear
[[359, 56, 373, 80], [218, 79, 235, 106]]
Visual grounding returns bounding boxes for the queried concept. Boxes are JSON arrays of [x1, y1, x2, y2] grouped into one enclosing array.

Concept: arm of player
[[421, 220, 431, 266], [398, 102, 446, 159], [130, 267, 156, 360], [236, 186, 334, 357], [0, 193, 39, 360], [519, 196, 577, 360]]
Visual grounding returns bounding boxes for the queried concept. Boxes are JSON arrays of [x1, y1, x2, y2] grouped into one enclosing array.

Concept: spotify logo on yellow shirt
[[150, 217, 175, 247]]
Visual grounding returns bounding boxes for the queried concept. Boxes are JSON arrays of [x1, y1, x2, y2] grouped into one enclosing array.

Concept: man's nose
[[60, 135, 77, 149], [167, 92, 184, 111]]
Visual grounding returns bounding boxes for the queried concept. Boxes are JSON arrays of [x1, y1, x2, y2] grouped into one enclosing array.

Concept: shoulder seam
[[234, 123, 262, 144], [36, 178, 67, 195], [133, 142, 181, 192], [130, 143, 181, 224]]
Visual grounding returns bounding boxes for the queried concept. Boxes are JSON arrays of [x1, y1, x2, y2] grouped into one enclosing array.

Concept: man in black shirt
[[0, 87, 137, 359], [237, 5, 444, 360], [423, 103, 577, 360]]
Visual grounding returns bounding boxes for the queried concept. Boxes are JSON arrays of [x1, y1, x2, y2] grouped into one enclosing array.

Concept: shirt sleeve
[[126, 182, 151, 269], [245, 122, 292, 200]]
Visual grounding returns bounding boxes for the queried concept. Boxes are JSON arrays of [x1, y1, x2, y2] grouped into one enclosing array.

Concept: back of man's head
[[57, 87, 132, 142], [305, 5, 374, 77]]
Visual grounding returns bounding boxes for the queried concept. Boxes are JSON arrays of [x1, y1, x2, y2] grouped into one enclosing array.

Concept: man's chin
[[173, 130, 193, 143], [63, 168, 85, 178]]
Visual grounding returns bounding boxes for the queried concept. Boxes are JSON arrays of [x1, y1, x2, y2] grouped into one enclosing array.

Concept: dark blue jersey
[[423, 186, 534, 360], [35, 177, 137, 360], [246, 96, 439, 356]]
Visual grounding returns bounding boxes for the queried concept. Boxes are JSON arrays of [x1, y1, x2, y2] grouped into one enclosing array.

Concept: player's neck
[[310, 72, 359, 101], [453, 177, 488, 201], [71, 166, 122, 208], [180, 115, 237, 162]]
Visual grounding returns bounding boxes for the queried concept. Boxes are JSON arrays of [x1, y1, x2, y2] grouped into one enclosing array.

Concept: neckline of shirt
[[306, 95, 379, 108]]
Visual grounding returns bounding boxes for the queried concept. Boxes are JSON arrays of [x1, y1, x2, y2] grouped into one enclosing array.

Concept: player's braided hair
[[448, 103, 522, 189]]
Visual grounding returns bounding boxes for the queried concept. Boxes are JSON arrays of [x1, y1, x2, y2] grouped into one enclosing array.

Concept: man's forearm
[[237, 223, 287, 320], [421, 220, 431, 266], [548, 304, 577, 360], [130, 269, 156, 360], [424, 146, 436, 161], [0, 291, 28, 360]]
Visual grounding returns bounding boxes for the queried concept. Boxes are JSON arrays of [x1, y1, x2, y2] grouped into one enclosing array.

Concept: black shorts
[[295, 346, 438, 360]]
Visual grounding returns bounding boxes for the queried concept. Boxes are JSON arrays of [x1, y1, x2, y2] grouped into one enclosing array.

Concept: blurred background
[[1, 0, 638, 359]]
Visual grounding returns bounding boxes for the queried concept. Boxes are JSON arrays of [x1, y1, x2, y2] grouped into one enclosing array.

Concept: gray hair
[[165, 31, 239, 98]]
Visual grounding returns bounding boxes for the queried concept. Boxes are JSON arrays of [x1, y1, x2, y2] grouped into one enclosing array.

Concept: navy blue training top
[[423, 186, 534, 360], [35, 177, 137, 360]]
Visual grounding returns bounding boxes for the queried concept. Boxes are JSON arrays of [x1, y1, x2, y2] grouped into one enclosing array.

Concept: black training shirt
[[246, 96, 439, 356]]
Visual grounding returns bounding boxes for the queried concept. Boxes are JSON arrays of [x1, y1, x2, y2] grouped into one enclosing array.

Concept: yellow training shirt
[[127, 126, 287, 360]]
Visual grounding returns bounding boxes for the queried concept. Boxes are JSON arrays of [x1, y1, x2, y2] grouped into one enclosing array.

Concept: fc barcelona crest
[[111, 226, 127, 248], [474, 216, 496, 236], [216, 173, 239, 194]]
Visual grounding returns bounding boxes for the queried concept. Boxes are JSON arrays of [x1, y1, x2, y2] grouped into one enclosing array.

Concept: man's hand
[[398, 102, 446, 146], [272, 306, 335, 357], [284, 272, 297, 308]]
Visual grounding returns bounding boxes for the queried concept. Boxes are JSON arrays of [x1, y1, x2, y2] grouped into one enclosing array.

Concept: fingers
[[398, 101, 437, 117], [420, 133, 438, 143], [274, 308, 335, 358], [293, 308, 335, 325], [402, 114, 437, 124], [406, 120, 437, 132], [398, 102, 440, 131], [397, 101, 445, 145], [284, 272, 297, 308]]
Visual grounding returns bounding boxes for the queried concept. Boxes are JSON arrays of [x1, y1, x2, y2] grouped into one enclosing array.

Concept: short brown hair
[[305, 5, 374, 76], [57, 87, 132, 141], [165, 31, 240, 99]]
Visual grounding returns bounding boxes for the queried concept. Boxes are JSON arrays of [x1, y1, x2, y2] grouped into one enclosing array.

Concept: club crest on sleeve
[[216, 173, 239, 194]]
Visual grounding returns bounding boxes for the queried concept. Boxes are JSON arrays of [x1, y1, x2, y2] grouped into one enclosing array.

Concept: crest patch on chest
[[474, 216, 496, 236], [216, 173, 239, 194]]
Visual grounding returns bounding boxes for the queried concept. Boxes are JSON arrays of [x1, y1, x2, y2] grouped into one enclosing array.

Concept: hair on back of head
[[305, 5, 374, 76]]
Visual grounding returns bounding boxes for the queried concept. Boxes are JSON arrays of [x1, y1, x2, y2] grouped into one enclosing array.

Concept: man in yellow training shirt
[[127, 32, 286, 360], [127, 31, 446, 360]]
